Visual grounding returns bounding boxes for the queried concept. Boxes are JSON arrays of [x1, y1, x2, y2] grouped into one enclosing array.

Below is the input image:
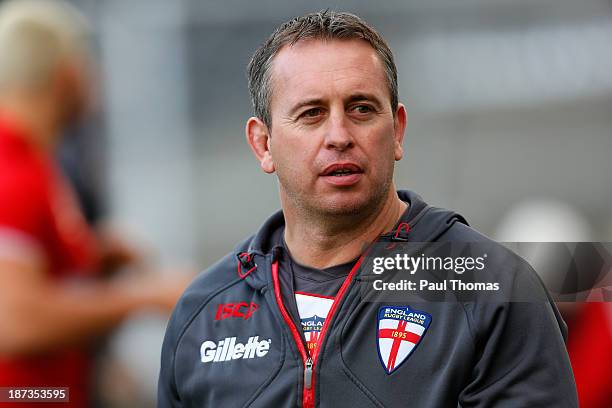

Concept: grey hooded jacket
[[158, 190, 578, 408]]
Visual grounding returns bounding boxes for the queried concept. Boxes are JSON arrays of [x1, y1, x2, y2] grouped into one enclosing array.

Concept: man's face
[[264, 38, 406, 217]]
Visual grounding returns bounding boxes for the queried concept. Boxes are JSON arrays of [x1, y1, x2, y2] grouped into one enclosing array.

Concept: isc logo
[[215, 302, 258, 320]]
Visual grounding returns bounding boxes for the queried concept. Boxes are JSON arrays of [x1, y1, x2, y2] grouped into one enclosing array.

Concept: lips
[[320, 162, 364, 177], [319, 162, 364, 187]]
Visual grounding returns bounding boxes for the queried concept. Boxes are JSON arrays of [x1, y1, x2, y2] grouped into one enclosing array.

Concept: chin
[[314, 192, 377, 217], [282, 177, 391, 218]]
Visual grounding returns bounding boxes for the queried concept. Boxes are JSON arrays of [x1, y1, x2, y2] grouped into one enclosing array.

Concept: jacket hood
[[395, 190, 468, 242], [242, 190, 468, 256], [235, 189, 468, 291]]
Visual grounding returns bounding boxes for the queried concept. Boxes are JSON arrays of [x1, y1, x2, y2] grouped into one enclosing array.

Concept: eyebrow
[[347, 93, 383, 109], [288, 93, 384, 117]]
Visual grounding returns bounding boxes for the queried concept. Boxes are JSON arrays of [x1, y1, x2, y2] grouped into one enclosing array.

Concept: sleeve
[[158, 274, 204, 408], [0, 162, 48, 260], [157, 252, 248, 408], [158, 316, 182, 408], [458, 263, 578, 407]]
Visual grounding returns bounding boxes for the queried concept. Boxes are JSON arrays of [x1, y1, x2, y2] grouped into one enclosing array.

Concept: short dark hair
[[247, 10, 398, 129]]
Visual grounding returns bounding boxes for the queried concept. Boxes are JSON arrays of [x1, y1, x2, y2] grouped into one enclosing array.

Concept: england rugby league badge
[[376, 305, 432, 374]]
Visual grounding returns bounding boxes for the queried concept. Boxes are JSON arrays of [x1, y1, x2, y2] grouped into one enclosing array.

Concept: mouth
[[320, 162, 364, 186], [320, 163, 364, 177]]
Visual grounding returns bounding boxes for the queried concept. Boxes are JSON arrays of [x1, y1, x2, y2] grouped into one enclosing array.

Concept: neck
[[283, 186, 407, 269], [0, 91, 61, 151]]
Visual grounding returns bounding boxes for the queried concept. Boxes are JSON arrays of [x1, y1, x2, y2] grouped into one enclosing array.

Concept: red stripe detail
[[307, 256, 364, 408], [394, 222, 411, 238], [295, 291, 336, 300], [272, 256, 364, 408], [237, 252, 257, 279], [379, 321, 421, 372], [387, 320, 406, 370], [271, 261, 311, 407]]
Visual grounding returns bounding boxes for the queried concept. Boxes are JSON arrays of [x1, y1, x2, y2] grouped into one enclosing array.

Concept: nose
[[323, 111, 354, 151]]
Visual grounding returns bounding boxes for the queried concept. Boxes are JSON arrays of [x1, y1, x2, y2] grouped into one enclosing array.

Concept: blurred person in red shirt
[[0, 1, 187, 407], [565, 300, 612, 408], [496, 202, 612, 408], [562, 246, 612, 408]]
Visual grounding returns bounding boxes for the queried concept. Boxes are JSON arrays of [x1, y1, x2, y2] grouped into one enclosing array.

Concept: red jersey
[[0, 115, 99, 408], [567, 302, 612, 408]]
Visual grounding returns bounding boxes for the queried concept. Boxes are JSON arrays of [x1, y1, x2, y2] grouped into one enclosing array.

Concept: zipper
[[271, 257, 364, 408], [304, 357, 313, 389]]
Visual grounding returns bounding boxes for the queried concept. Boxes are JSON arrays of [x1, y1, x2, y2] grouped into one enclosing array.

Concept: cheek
[[364, 125, 397, 161], [270, 133, 314, 176], [273, 125, 321, 155]]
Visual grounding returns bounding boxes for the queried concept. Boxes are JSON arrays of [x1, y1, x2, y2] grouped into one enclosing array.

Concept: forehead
[[269, 38, 389, 108]]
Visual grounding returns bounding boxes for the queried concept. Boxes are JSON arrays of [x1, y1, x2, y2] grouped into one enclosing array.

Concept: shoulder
[[171, 255, 242, 333], [0, 153, 51, 237], [159, 234, 262, 393], [164, 234, 257, 345], [0, 152, 48, 196], [441, 221, 494, 243], [440, 223, 565, 337], [451, 222, 545, 286], [442, 222, 533, 272]]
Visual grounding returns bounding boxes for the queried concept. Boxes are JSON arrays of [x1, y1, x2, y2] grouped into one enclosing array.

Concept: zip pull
[[304, 357, 313, 389]]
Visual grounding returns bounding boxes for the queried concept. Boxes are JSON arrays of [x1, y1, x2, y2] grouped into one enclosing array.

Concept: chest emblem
[[301, 315, 325, 352], [376, 305, 432, 374]]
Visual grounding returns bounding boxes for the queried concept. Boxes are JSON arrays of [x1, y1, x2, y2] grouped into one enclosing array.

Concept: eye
[[351, 105, 373, 114], [301, 107, 323, 118]]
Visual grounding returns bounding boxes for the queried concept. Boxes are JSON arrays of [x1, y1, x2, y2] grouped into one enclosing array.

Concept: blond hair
[[0, 0, 90, 88]]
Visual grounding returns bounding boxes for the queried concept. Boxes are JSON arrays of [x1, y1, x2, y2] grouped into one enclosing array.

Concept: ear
[[246, 117, 275, 174], [393, 103, 407, 161], [53, 58, 91, 119], [54, 59, 82, 95]]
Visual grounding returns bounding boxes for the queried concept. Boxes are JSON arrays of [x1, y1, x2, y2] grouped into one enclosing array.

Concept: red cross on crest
[[377, 305, 432, 374]]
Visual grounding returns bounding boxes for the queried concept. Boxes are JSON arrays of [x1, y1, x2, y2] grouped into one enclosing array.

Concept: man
[[0, 1, 187, 407], [159, 10, 578, 407]]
